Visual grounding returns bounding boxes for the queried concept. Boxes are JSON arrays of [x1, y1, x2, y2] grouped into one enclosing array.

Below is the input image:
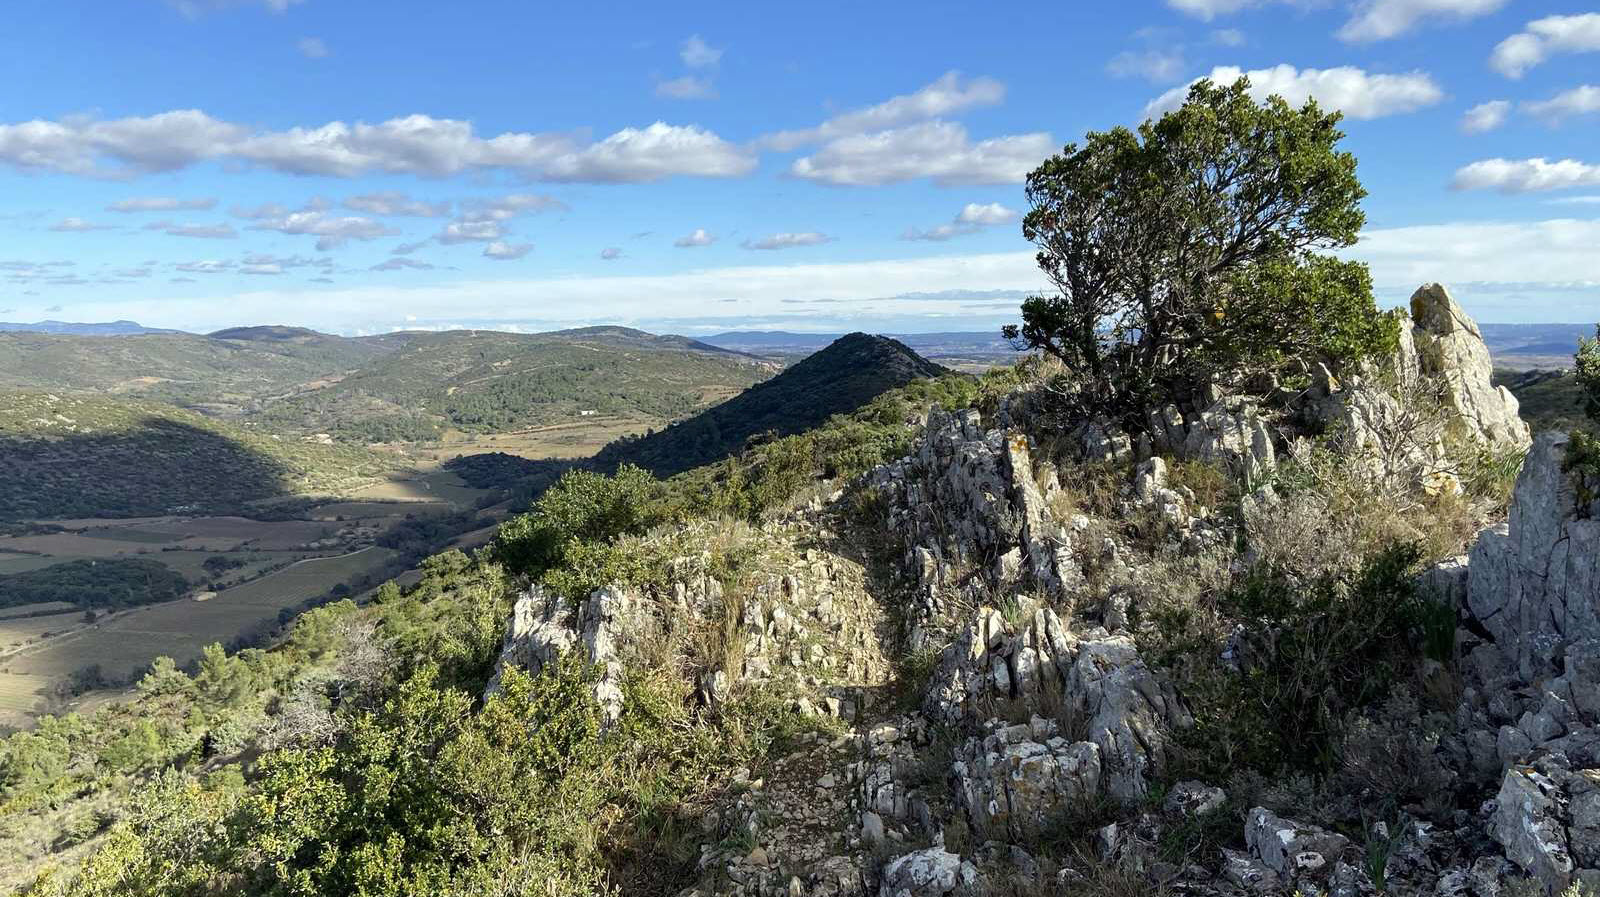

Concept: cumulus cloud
[[107, 196, 217, 212], [742, 232, 832, 250], [1338, 0, 1507, 42], [903, 202, 1019, 241], [48, 217, 112, 232], [146, 221, 237, 239], [343, 191, 450, 217], [681, 35, 722, 69], [1107, 49, 1187, 83], [175, 260, 233, 273], [674, 228, 716, 247], [1525, 85, 1600, 124], [1164, 0, 1267, 20], [655, 76, 717, 100], [296, 36, 328, 58], [1345, 218, 1600, 303], [1211, 28, 1247, 46], [1491, 14, 1600, 78], [1461, 100, 1511, 133], [1452, 158, 1600, 193], [483, 241, 534, 260], [789, 121, 1052, 186], [0, 111, 752, 183], [541, 122, 753, 182], [1144, 64, 1443, 120], [600, 247, 622, 260], [762, 71, 1006, 151], [247, 211, 395, 249], [392, 240, 430, 255], [462, 193, 566, 219]]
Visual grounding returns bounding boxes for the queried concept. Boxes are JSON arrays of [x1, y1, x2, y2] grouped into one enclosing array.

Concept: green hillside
[[595, 332, 948, 477], [247, 327, 774, 442], [0, 393, 396, 521], [1499, 368, 1590, 434], [0, 330, 389, 415]]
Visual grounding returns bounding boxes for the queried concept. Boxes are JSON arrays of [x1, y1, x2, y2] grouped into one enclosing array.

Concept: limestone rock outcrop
[[1466, 432, 1600, 681]]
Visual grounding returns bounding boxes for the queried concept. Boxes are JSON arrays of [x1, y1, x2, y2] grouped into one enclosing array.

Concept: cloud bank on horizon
[[2, 0, 1599, 332]]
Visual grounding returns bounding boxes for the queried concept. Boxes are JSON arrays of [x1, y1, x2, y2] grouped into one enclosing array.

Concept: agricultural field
[[0, 546, 400, 728]]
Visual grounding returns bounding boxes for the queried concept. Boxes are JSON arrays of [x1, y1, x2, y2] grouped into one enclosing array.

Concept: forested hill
[[245, 328, 774, 442], [593, 332, 949, 477]]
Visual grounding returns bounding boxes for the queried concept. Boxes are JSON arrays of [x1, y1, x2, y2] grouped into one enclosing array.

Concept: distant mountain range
[[0, 319, 177, 336], [703, 330, 1019, 366], [596, 333, 947, 477]]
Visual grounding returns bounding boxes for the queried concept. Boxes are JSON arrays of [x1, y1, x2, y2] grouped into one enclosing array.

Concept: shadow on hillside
[[0, 417, 298, 521]]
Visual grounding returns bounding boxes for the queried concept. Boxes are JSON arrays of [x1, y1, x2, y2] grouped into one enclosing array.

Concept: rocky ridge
[[484, 283, 1587, 896]]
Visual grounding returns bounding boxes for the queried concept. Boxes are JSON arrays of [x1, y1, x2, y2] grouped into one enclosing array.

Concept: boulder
[[878, 847, 967, 897], [1410, 283, 1531, 451], [1244, 807, 1350, 881], [951, 717, 1102, 841]]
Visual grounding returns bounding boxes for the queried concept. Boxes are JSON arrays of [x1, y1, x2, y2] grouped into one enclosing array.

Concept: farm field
[[0, 547, 399, 728]]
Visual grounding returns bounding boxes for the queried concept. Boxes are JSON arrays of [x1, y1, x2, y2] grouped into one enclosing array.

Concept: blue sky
[[2, 0, 1599, 334]]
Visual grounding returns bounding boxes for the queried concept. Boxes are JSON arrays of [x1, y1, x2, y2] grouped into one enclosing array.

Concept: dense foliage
[[1004, 78, 1397, 419], [0, 559, 188, 610]]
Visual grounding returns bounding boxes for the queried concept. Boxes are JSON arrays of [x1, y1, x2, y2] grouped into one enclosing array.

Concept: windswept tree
[[1004, 77, 1398, 420]]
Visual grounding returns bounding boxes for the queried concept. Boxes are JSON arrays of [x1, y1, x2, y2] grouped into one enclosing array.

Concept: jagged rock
[[951, 717, 1101, 840], [1490, 759, 1576, 889], [1466, 432, 1600, 681], [1182, 396, 1277, 483], [925, 606, 1186, 805], [1244, 808, 1350, 882], [878, 847, 966, 897], [1410, 283, 1531, 450], [483, 584, 658, 724]]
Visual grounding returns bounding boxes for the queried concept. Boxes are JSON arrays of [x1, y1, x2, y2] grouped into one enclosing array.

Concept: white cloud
[[175, 260, 233, 274], [247, 211, 395, 249], [904, 202, 1019, 241], [1165, 0, 1268, 20], [1460, 100, 1511, 133], [742, 232, 833, 250], [0, 111, 752, 183], [167, 0, 303, 16], [436, 219, 506, 244], [1548, 195, 1600, 205], [542, 122, 754, 182], [1452, 158, 1600, 193], [83, 251, 1048, 334], [48, 217, 112, 232], [1346, 218, 1600, 299], [600, 247, 622, 260], [296, 36, 328, 58], [762, 71, 1006, 151], [1338, 0, 1506, 43], [674, 228, 716, 247], [681, 35, 722, 69], [392, 240, 430, 255], [1525, 85, 1600, 124], [1144, 64, 1443, 120], [146, 221, 237, 239], [343, 191, 450, 217], [1491, 14, 1600, 78], [107, 196, 217, 212], [1211, 28, 1247, 46], [655, 76, 717, 100], [956, 202, 1019, 226], [790, 121, 1052, 186], [372, 257, 435, 272], [483, 241, 534, 260], [1106, 49, 1187, 83]]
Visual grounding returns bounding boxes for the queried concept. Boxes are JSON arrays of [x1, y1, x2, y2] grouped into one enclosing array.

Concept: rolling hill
[[245, 327, 774, 442], [0, 392, 396, 521], [594, 332, 948, 476]]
